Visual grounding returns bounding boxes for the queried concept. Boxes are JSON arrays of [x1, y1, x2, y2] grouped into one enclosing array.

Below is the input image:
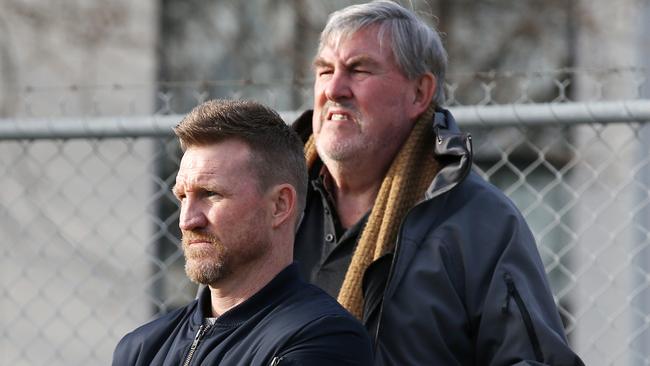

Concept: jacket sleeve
[[374, 178, 584, 365], [111, 333, 138, 366], [273, 315, 373, 366], [471, 212, 584, 366]]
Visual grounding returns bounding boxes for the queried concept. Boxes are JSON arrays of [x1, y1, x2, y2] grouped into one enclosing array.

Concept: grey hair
[[319, 0, 447, 106]]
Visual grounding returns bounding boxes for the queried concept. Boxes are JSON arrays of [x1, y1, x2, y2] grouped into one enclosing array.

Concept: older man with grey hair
[[292, 1, 584, 365]]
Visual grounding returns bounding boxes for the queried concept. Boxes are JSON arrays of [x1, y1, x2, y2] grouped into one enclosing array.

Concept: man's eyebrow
[[313, 55, 381, 71], [346, 55, 380, 68], [312, 57, 331, 68]]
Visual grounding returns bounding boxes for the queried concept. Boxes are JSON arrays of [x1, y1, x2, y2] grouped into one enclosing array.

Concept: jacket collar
[[426, 108, 473, 199], [292, 109, 314, 144], [192, 263, 303, 327]]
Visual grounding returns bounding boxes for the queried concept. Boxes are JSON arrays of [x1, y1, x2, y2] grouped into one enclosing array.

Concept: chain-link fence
[[1, 68, 650, 365]]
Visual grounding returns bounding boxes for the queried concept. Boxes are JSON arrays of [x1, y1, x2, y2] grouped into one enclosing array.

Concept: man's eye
[[317, 68, 333, 76], [205, 191, 221, 199]]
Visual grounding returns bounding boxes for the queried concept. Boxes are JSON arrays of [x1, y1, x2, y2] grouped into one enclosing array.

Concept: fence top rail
[[0, 100, 649, 140]]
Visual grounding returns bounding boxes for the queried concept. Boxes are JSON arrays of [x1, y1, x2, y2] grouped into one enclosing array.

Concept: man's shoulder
[[254, 265, 361, 329], [276, 282, 360, 324], [262, 281, 367, 339], [409, 170, 534, 253], [448, 170, 526, 218], [113, 301, 196, 357], [263, 283, 372, 364]]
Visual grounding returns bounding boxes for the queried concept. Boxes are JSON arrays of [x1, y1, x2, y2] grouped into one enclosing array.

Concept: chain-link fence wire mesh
[[1, 68, 649, 365]]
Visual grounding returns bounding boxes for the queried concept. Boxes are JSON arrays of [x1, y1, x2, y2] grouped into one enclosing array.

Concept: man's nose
[[178, 198, 207, 231], [324, 71, 352, 101]]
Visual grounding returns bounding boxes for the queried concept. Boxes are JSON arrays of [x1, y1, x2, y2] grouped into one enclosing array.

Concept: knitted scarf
[[304, 105, 440, 319]]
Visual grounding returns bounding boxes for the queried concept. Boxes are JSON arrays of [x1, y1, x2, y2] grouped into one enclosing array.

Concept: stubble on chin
[[315, 124, 377, 163], [314, 124, 352, 163], [182, 232, 230, 286], [315, 136, 358, 162]]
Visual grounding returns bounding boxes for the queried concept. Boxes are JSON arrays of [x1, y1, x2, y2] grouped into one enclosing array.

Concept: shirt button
[[325, 233, 334, 242]]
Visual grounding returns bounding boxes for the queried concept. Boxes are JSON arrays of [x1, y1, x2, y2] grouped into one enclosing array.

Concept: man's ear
[[407, 72, 436, 119], [269, 184, 296, 229]]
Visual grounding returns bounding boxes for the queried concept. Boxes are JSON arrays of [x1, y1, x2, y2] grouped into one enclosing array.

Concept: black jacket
[[112, 264, 373, 365], [294, 109, 584, 365]]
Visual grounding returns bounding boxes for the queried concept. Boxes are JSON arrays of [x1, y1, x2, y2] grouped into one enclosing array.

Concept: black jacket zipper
[[182, 323, 211, 366], [502, 271, 544, 362]]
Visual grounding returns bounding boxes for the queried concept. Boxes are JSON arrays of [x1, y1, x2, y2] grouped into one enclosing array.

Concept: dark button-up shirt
[[294, 167, 369, 298]]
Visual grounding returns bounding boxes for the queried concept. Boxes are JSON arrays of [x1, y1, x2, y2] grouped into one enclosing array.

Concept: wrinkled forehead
[[177, 142, 254, 178], [177, 142, 267, 194]]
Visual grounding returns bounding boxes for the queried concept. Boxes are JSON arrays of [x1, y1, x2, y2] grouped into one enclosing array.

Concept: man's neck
[[321, 159, 388, 228]]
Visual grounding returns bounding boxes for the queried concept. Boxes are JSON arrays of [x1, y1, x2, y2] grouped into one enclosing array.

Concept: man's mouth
[[326, 110, 351, 121], [187, 239, 211, 245], [331, 113, 347, 121], [183, 231, 218, 247]]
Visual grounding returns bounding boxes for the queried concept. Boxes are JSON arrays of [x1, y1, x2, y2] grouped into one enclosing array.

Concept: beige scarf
[[304, 106, 440, 319]]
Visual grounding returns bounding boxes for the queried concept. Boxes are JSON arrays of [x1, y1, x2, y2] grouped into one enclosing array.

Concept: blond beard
[[182, 231, 231, 286]]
